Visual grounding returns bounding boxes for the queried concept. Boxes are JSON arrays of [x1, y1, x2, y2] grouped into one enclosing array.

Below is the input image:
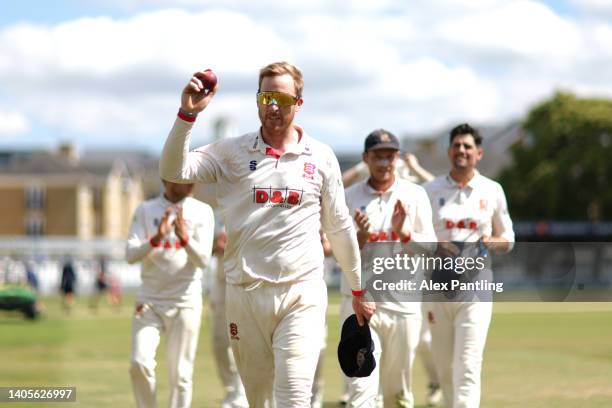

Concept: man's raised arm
[[160, 70, 220, 184]]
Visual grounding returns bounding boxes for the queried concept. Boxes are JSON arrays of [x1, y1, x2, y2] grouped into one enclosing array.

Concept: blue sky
[[1, 0, 611, 153]]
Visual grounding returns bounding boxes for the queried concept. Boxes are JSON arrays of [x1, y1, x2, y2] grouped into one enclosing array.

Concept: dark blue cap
[[337, 314, 376, 378]]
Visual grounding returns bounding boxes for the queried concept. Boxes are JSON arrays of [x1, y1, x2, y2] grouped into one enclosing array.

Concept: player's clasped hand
[[354, 209, 371, 248], [150, 208, 173, 246], [151, 207, 190, 245], [391, 199, 411, 242], [174, 207, 189, 244], [159, 208, 173, 235]]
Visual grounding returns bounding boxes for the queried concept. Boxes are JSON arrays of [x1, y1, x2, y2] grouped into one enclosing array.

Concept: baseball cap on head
[[337, 314, 376, 378], [364, 129, 400, 152]]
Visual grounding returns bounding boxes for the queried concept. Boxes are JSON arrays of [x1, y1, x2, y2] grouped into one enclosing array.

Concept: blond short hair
[[258, 61, 304, 97]]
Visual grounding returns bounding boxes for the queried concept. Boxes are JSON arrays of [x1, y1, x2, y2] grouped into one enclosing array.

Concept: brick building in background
[[0, 144, 144, 239]]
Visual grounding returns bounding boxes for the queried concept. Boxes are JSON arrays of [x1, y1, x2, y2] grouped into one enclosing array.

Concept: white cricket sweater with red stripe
[[159, 117, 362, 292], [126, 195, 214, 307], [423, 172, 514, 243], [341, 178, 437, 313]]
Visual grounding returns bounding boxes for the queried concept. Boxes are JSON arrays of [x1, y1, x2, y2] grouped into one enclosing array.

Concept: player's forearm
[[356, 232, 369, 250], [159, 117, 196, 182], [342, 168, 361, 188], [182, 236, 212, 269], [125, 239, 154, 264], [486, 236, 510, 253], [326, 226, 362, 292], [413, 167, 435, 183]]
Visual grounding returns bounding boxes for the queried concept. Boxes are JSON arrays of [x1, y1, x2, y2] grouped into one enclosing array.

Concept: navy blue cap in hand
[[337, 314, 376, 378]]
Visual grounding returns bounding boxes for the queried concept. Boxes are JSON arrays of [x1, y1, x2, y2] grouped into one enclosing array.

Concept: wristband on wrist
[[177, 108, 198, 123], [352, 289, 367, 297], [178, 235, 189, 247], [149, 236, 162, 247]]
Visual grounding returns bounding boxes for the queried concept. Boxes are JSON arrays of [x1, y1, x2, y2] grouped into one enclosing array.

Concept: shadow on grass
[[323, 402, 432, 408]]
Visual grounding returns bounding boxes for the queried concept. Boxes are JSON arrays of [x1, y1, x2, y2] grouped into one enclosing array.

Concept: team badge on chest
[[303, 162, 316, 180]]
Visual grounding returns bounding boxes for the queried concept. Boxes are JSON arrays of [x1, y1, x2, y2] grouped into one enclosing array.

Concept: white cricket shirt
[[342, 178, 437, 313], [159, 118, 362, 292], [126, 195, 214, 307], [424, 171, 514, 243]]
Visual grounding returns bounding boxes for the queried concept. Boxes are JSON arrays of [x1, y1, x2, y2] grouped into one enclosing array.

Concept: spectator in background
[[90, 255, 109, 312], [25, 260, 40, 293], [108, 266, 123, 311], [90, 256, 122, 312], [25, 259, 44, 313], [60, 258, 77, 314]]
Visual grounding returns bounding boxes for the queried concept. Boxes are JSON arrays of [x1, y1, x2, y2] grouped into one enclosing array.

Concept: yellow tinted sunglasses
[[256, 91, 299, 107]]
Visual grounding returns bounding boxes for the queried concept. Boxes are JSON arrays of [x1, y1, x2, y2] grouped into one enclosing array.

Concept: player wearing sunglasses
[[160, 62, 374, 407]]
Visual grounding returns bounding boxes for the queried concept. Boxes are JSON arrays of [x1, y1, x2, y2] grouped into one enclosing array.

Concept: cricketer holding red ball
[[160, 62, 375, 407]]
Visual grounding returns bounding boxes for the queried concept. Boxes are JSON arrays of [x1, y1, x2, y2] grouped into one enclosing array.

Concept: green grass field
[[1, 292, 611, 407]]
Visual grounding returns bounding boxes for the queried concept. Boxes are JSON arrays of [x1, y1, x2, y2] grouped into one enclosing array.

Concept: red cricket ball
[[201, 69, 218, 92]]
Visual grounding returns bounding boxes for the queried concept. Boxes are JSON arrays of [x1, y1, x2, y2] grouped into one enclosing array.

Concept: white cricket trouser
[[226, 279, 327, 408], [425, 301, 492, 408], [210, 277, 248, 408], [129, 303, 202, 408], [340, 296, 422, 408], [311, 343, 326, 408], [311, 326, 327, 408], [417, 310, 440, 387]]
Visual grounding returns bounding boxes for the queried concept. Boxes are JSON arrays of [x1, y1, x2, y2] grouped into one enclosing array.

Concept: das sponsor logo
[[444, 219, 478, 230], [252, 186, 304, 208], [368, 230, 400, 242]]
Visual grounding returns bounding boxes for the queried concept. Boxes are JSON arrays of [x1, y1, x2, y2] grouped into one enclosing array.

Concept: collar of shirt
[[445, 169, 483, 191], [248, 124, 312, 157], [159, 195, 186, 208], [363, 178, 399, 198]]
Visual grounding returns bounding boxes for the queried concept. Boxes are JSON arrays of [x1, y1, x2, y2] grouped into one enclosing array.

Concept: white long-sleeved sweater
[[159, 117, 362, 292], [126, 195, 214, 307]]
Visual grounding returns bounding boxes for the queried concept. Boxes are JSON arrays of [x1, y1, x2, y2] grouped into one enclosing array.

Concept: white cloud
[[0, 9, 292, 143], [433, 0, 581, 61], [102, 0, 402, 15], [569, 0, 612, 16], [0, 108, 29, 135], [0, 9, 291, 80], [0, 2, 611, 151]]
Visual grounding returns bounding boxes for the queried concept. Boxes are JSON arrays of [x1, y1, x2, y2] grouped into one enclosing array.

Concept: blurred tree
[[499, 91, 612, 221]]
